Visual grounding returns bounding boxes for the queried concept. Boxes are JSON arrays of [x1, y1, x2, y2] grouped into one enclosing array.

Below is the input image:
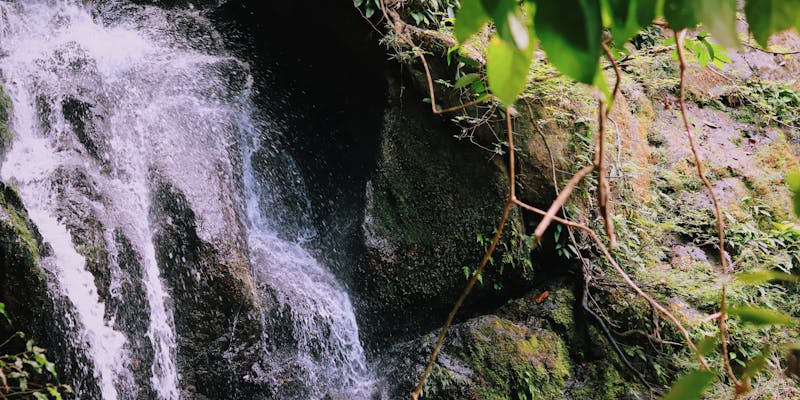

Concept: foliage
[[665, 32, 732, 68], [660, 370, 716, 400], [789, 171, 800, 217], [0, 302, 70, 399], [358, 0, 800, 397], [733, 81, 800, 131], [465, 223, 535, 290], [441, 0, 800, 106]]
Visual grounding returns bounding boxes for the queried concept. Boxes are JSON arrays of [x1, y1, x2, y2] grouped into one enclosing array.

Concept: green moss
[[0, 85, 12, 154], [0, 184, 40, 263], [453, 316, 569, 400]]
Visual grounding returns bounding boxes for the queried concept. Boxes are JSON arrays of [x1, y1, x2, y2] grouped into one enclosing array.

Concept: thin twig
[[582, 261, 658, 392], [675, 29, 740, 387], [744, 42, 800, 55], [380, 0, 493, 117], [531, 103, 655, 392], [532, 163, 595, 240], [600, 42, 622, 248]]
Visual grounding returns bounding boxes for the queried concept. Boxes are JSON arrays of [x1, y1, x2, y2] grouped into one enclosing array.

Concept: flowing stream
[[0, 1, 371, 398]]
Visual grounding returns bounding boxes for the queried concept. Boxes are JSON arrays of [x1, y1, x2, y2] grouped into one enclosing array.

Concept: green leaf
[[0, 302, 9, 325], [663, 0, 698, 30], [484, 0, 531, 50], [742, 354, 768, 380], [454, 0, 491, 42], [534, 0, 603, 83], [695, 0, 739, 49], [353, 0, 364, 7], [410, 11, 425, 25], [454, 73, 482, 89], [45, 361, 57, 378], [486, 34, 534, 104], [789, 170, 800, 216], [469, 79, 486, 94], [48, 385, 63, 400], [695, 335, 718, 356], [745, 0, 800, 47], [660, 370, 715, 400], [607, 0, 643, 48], [736, 269, 800, 285], [594, 65, 612, 103], [728, 306, 797, 327], [795, 192, 800, 217], [636, 0, 658, 26], [787, 170, 800, 192], [33, 393, 47, 400], [711, 43, 732, 63]]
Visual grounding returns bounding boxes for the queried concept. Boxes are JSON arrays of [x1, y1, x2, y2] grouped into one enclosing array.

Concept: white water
[[241, 120, 374, 398], [0, 1, 189, 398], [0, 0, 373, 399]]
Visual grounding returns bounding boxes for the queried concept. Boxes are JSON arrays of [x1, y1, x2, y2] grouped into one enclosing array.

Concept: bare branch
[[675, 29, 740, 387]]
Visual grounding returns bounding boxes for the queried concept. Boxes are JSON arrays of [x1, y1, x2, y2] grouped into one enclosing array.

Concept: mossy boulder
[[0, 183, 49, 336], [384, 315, 570, 399], [356, 76, 537, 340]]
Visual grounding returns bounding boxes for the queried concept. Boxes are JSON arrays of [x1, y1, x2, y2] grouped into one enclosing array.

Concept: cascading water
[[241, 117, 373, 398], [0, 1, 374, 399]]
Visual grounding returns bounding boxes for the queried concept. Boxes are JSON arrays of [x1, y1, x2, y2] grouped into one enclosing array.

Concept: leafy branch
[[0, 303, 70, 400]]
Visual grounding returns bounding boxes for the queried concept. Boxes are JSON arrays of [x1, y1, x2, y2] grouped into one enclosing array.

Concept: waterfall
[[0, 1, 373, 399], [241, 116, 373, 398]]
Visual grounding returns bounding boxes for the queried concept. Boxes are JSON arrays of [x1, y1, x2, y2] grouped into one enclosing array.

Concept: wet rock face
[[50, 167, 112, 304], [108, 230, 157, 400], [208, 0, 388, 262], [0, 183, 103, 399], [61, 97, 107, 164], [0, 87, 12, 158], [48, 167, 158, 399], [149, 177, 268, 399]]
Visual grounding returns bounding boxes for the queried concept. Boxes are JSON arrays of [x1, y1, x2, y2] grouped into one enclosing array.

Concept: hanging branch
[[600, 41, 622, 249], [379, 0, 490, 117], [674, 29, 741, 388]]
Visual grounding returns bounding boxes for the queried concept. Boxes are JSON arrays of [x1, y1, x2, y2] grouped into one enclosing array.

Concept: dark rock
[[107, 229, 157, 400], [149, 174, 269, 399], [0, 86, 12, 158], [354, 77, 535, 341], [50, 167, 112, 307], [61, 97, 108, 164]]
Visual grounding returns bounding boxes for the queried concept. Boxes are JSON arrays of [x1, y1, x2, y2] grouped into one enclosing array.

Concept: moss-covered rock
[[0, 85, 12, 157], [384, 315, 570, 399], [355, 76, 538, 340]]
